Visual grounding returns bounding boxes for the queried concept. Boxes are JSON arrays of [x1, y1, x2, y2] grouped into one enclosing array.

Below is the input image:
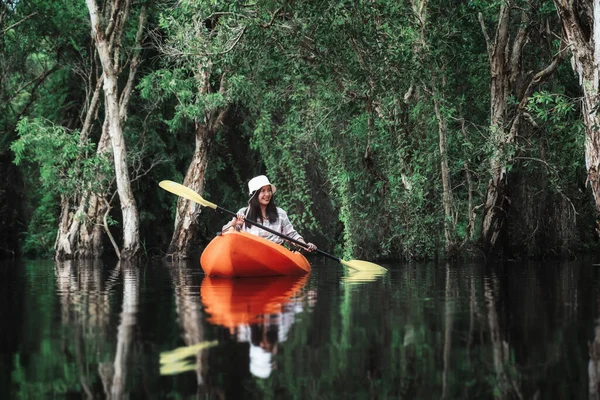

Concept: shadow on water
[[3, 257, 600, 398]]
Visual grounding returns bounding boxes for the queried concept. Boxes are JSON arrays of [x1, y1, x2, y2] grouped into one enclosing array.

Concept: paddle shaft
[[159, 180, 372, 269], [216, 206, 342, 263]]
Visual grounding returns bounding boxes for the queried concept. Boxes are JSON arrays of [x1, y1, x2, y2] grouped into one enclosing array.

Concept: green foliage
[[12, 118, 112, 199], [19, 190, 57, 257], [3, 0, 599, 260]]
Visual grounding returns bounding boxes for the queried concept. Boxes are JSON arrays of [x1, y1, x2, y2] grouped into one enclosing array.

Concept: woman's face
[[257, 185, 273, 207]]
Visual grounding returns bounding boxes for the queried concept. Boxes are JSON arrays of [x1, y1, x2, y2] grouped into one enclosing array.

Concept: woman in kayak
[[222, 175, 317, 252]]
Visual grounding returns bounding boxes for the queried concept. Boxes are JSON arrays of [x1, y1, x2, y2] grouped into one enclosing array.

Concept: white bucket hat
[[249, 344, 273, 379], [248, 175, 277, 195]]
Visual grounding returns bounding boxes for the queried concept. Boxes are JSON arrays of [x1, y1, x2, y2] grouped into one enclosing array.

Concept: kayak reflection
[[200, 274, 311, 379]]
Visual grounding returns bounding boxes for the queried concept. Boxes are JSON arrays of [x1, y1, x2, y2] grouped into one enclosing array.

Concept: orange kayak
[[199, 231, 311, 277], [200, 274, 309, 329]]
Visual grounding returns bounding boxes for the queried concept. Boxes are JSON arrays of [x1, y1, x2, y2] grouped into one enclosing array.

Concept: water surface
[[1, 258, 598, 399]]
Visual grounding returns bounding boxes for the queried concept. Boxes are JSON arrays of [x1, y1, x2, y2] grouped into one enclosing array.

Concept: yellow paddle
[[159, 180, 387, 274], [159, 340, 218, 375]]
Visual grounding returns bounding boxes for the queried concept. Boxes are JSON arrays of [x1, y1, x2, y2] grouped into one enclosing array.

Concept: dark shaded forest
[[1, 0, 599, 262]]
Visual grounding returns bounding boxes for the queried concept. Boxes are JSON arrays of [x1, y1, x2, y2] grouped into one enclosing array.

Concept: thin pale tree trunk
[[434, 96, 457, 256], [55, 77, 104, 260], [411, 0, 458, 256], [554, 0, 600, 222], [86, 0, 147, 260], [78, 123, 112, 259], [103, 71, 140, 259]]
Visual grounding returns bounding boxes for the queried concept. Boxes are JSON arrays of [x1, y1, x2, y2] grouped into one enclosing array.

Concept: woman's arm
[[279, 208, 317, 251]]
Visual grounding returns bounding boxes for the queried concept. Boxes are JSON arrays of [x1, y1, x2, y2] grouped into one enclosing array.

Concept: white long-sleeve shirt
[[222, 206, 304, 245]]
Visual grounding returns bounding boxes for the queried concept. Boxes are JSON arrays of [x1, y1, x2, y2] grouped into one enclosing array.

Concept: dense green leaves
[[3, 0, 599, 259], [12, 118, 111, 198]]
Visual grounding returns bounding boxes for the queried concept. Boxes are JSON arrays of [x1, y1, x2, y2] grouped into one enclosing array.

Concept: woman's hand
[[233, 213, 245, 231], [304, 242, 317, 252]]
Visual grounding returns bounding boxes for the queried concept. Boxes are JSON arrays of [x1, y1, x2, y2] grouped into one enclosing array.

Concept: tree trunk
[[166, 122, 223, 260], [86, 0, 147, 260], [554, 0, 600, 217], [103, 71, 140, 260], [78, 194, 106, 258], [55, 195, 86, 260], [166, 69, 229, 261], [55, 79, 105, 260], [411, 0, 458, 257], [479, 3, 517, 254], [479, 4, 563, 254], [78, 118, 113, 259], [434, 96, 457, 256]]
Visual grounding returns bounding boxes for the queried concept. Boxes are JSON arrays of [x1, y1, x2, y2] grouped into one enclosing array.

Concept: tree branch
[[478, 12, 492, 63], [0, 12, 37, 35], [119, 3, 147, 122], [206, 26, 247, 56]]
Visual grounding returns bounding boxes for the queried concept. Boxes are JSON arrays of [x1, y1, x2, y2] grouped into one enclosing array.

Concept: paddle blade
[[340, 259, 387, 273], [159, 180, 217, 210]]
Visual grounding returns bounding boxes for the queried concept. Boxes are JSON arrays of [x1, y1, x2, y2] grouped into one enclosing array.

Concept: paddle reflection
[[200, 274, 311, 379], [341, 267, 387, 284]]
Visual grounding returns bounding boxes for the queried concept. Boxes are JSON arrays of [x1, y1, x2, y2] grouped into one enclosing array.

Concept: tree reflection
[[590, 268, 600, 400], [166, 261, 210, 389], [53, 260, 140, 400], [589, 322, 600, 400], [442, 263, 456, 400], [484, 268, 523, 400], [55, 259, 113, 334], [102, 262, 139, 399], [55, 259, 113, 396], [9, 259, 596, 398]]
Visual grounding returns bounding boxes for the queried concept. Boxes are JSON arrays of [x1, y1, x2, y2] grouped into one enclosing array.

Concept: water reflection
[[54, 260, 113, 397], [107, 262, 139, 399], [201, 275, 310, 379], [164, 261, 211, 383], [5, 258, 600, 398], [341, 266, 387, 284], [54, 260, 113, 341], [483, 267, 522, 400], [54, 260, 140, 400], [590, 322, 600, 400]]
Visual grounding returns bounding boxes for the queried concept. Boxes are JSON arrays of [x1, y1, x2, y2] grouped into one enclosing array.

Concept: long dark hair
[[246, 190, 278, 228]]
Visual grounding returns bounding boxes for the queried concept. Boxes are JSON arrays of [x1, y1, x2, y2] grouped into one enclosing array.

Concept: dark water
[[2, 257, 600, 399]]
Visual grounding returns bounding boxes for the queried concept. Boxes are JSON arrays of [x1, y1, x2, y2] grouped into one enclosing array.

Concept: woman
[[222, 175, 317, 252]]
